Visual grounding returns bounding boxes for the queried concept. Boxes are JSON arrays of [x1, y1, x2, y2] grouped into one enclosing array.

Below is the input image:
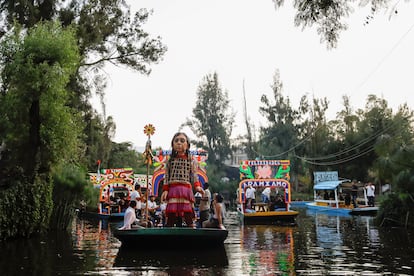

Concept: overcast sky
[[97, 0, 414, 150]]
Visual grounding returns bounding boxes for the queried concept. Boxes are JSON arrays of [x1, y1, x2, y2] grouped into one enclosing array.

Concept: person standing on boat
[[261, 186, 271, 203], [199, 182, 212, 226], [351, 180, 359, 208], [245, 184, 256, 210], [365, 182, 375, 207], [161, 132, 204, 228], [130, 184, 142, 217]]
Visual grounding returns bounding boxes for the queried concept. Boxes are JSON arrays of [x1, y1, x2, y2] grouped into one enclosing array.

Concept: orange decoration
[[143, 124, 155, 136]]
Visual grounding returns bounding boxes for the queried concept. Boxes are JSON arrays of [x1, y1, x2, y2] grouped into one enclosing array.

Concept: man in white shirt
[[130, 184, 142, 217], [147, 195, 158, 221], [119, 200, 138, 230], [261, 186, 271, 203], [199, 183, 212, 226], [245, 185, 256, 209], [365, 182, 375, 207]]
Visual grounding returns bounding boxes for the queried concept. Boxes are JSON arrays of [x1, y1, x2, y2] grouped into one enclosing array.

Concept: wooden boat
[[306, 171, 379, 216], [113, 147, 228, 249], [237, 160, 299, 225], [114, 227, 228, 248], [79, 168, 137, 220]]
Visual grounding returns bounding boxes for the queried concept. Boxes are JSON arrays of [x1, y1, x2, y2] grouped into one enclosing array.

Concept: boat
[[80, 168, 137, 220], [113, 227, 228, 249], [236, 160, 299, 225], [305, 171, 379, 216], [113, 149, 227, 248]]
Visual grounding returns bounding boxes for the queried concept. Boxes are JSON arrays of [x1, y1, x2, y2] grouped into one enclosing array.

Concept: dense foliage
[[0, 21, 81, 238], [186, 70, 414, 227], [0, 1, 166, 239]]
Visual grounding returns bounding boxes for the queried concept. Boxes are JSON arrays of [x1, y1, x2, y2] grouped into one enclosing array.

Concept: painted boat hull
[[306, 202, 378, 216], [114, 227, 228, 248], [238, 210, 299, 225]]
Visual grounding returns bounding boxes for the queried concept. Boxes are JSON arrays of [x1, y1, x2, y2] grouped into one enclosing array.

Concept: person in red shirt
[[161, 132, 204, 228]]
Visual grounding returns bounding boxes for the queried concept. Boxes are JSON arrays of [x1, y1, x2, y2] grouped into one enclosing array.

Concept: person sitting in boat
[[119, 200, 139, 230], [160, 132, 204, 228], [159, 200, 167, 227], [118, 193, 129, 212], [202, 193, 226, 230], [274, 195, 286, 210], [198, 182, 212, 227], [147, 195, 159, 223]]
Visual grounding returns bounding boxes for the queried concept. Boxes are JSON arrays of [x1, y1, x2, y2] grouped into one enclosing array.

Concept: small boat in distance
[[306, 171, 379, 216], [237, 160, 299, 225]]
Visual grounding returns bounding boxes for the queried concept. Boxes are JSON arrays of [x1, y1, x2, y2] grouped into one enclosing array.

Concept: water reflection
[[72, 218, 120, 269], [114, 246, 228, 267], [296, 209, 413, 275], [238, 225, 295, 275], [1, 209, 413, 275]]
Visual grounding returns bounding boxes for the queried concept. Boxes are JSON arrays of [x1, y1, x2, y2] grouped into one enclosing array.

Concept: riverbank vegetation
[[0, 1, 166, 240]]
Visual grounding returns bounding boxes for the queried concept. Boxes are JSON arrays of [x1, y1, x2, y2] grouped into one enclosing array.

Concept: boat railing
[[314, 199, 345, 208]]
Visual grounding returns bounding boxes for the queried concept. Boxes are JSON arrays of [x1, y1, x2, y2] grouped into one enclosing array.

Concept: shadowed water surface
[[0, 208, 413, 275]]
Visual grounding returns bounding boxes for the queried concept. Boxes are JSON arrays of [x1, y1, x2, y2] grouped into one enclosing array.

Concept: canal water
[[1, 207, 413, 275]]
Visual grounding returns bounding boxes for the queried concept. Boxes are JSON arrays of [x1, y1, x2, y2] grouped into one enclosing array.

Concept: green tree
[[107, 141, 147, 174], [84, 112, 116, 171], [371, 103, 414, 190], [0, 0, 167, 170], [0, 21, 82, 238], [183, 72, 235, 166], [258, 70, 299, 159]]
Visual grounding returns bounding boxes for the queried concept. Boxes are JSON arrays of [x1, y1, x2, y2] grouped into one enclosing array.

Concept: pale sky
[[97, 0, 414, 150]]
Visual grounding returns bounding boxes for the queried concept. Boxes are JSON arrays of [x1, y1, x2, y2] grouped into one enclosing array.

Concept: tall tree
[[0, 0, 167, 169], [183, 72, 234, 165], [258, 70, 299, 159], [0, 1, 167, 74], [0, 21, 81, 238]]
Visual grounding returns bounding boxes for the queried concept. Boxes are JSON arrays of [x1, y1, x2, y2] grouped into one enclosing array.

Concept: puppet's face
[[172, 134, 188, 154]]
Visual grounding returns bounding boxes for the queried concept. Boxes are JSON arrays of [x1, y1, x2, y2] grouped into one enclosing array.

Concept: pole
[[143, 124, 155, 227]]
